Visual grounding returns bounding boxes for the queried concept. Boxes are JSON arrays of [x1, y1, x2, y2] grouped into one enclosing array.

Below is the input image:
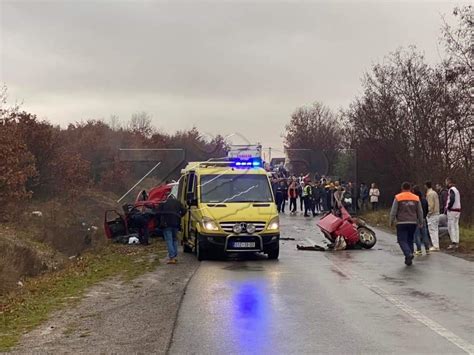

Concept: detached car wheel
[[358, 227, 377, 249]]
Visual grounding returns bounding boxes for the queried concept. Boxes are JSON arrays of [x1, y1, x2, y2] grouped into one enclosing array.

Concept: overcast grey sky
[[0, 1, 462, 156]]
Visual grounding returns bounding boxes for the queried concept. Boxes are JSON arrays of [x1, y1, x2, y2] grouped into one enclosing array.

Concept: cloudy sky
[[0, 0, 462, 156]]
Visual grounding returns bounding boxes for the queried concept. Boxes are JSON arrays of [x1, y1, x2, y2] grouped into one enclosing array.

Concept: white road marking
[[330, 262, 474, 355]]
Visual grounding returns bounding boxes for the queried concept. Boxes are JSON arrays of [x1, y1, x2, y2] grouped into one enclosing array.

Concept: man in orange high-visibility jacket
[[389, 182, 424, 266]]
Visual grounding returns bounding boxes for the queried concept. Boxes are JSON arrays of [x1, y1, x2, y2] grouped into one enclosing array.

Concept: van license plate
[[233, 242, 255, 248]]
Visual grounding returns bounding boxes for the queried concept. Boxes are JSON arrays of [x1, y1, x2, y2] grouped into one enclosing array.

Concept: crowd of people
[[270, 168, 462, 265], [125, 166, 462, 266], [270, 171, 380, 217]]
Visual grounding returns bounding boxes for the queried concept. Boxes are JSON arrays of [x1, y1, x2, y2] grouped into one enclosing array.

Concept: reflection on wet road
[[169, 213, 474, 354], [232, 281, 270, 354]]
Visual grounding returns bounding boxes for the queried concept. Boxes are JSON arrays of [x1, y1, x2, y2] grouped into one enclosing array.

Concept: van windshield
[[200, 174, 273, 203]]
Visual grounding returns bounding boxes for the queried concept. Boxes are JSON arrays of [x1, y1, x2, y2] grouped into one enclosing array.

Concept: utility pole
[[268, 147, 272, 164]]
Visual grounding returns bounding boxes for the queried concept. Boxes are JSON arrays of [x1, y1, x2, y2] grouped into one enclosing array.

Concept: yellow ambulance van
[[178, 158, 280, 260]]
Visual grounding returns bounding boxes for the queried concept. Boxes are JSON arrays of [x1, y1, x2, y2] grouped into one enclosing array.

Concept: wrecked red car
[[104, 182, 178, 240], [317, 206, 377, 250]]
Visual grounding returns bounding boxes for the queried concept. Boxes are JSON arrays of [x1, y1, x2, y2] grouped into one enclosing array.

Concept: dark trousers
[[276, 197, 283, 212], [276, 197, 286, 213], [303, 197, 312, 216], [414, 220, 431, 251], [326, 194, 332, 210], [310, 198, 316, 216], [321, 194, 328, 211], [289, 197, 297, 212], [396, 224, 417, 258], [299, 196, 304, 211], [314, 198, 322, 212]]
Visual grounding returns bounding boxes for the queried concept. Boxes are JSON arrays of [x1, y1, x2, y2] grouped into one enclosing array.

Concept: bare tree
[[108, 114, 122, 131], [284, 102, 343, 173], [127, 111, 154, 137]]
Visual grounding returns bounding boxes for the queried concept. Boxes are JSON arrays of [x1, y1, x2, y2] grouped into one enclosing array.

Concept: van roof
[[182, 161, 268, 175]]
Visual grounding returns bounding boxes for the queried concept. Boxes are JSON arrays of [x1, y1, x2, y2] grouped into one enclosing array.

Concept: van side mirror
[[186, 192, 197, 206], [188, 198, 198, 207]]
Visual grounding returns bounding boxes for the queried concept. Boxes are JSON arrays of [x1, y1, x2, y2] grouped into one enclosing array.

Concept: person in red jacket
[[287, 177, 298, 213]]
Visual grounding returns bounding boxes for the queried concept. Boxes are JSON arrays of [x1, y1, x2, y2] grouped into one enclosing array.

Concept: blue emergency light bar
[[232, 158, 262, 168]]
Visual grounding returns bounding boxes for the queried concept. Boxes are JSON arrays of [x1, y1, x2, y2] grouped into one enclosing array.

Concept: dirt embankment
[[0, 190, 120, 296]]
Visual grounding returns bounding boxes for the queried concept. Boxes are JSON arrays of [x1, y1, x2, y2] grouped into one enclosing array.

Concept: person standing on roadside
[[327, 182, 335, 210], [298, 178, 305, 212], [309, 181, 318, 216], [412, 185, 431, 256], [389, 182, 424, 266], [436, 183, 448, 215], [288, 177, 298, 213], [159, 193, 187, 264], [302, 179, 313, 217], [275, 180, 288, 213], [333, 185, 344, 209], [369, 183, 380, 211], [425, 181, 440, 251], [359, 183, 369, 211], [320, 181, 328, 211], [445, 177, 461, 250], [312, 181, 323, 214]]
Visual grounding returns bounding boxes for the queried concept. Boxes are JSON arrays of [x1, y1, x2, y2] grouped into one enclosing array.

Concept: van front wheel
[[267, 245, 279, 260], [196, 235, 208, 261]]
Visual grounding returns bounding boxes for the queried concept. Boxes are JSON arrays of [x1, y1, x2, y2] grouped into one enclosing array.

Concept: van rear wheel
[[183, 240, 193, 253]]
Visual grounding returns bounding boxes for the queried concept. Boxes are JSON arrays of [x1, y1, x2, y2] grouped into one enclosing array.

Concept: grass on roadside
[[0, 240, 166, 351], [360, 209, 474, 253]]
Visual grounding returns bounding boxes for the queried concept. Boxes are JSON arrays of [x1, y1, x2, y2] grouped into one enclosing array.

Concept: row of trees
[[284, 6, 473, 222], [0, 100, 227, 220]]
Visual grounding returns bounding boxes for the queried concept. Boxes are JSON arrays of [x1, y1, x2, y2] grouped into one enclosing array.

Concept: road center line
[[330, 262, 474, 355]]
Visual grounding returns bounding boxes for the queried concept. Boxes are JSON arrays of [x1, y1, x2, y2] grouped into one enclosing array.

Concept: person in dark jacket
[[436, 183, 448, 214], [389, 182, 424, 266], [123, 204, 151, 245], [359, 182, 369, 211], [158, 194, 187, 264], [412, 185, 431, 256], [275, 180, 288, 213], [312, 182, 323, 214]]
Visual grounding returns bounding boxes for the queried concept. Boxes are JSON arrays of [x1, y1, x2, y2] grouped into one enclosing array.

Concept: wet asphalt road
[[169, 213, 474, 355]]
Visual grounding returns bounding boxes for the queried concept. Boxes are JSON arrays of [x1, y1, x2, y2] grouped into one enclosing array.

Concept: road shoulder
[[11, 252, 199, 354]]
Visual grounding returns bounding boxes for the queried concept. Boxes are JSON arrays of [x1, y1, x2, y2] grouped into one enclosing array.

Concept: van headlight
[[202, 217, 219, 231], [267, 217, 279, 231]]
